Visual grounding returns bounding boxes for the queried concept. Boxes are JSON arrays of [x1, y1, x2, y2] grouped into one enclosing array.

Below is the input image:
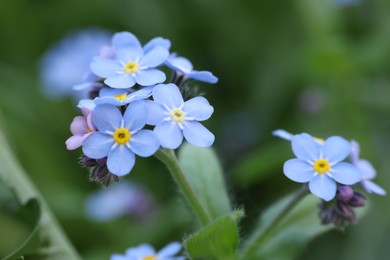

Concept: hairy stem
[[240, 185, 309, 259], [155, 148, 212, 226]]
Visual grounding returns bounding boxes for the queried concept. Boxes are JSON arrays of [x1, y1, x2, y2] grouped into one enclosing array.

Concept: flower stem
[[240, 185, 309, 259], [0, 126, 81, 259], [155, 148, 212, 226]]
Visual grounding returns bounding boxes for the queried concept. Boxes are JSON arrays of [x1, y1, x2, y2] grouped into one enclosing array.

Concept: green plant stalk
[[155, 148, 212, 226], [240, 185, 309, 259], [0, 127, 81, 259]]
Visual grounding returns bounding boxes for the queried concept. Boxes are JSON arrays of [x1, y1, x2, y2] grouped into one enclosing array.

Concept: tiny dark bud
[[79, 155, 97, 167], [336, 185, 354, 202], [348, 192, 365, 207]]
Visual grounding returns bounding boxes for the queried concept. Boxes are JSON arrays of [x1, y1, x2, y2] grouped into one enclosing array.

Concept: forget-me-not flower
[[82, 102, 160, 176], [110, 242, 184, 260], [283, 133, 362, 201], [350, 140, 386, 195], [85, 181, 154, 222], [65, 105, 95, 150], [90, 32, 169, 89], [146, 83, 214, 149], [166, 53, 218, 84], [94, 86, 154, 106]]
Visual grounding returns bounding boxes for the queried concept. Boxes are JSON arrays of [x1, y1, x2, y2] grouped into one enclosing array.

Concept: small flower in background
[[110, 242, 185, 260], [90, 31, 170, 89], [147, 83, 214, 149], [82, 102, 160, 176], [165, 53, 218, 84], [283, 133, 362, 201], [350, 140, 386, 195], [319, 185, 366, 228], [85, 181, 154, 222], [39, 28, 111, 99]]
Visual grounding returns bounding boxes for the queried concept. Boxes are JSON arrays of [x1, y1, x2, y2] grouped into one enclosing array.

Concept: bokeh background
[[0, 0, 390, 259]]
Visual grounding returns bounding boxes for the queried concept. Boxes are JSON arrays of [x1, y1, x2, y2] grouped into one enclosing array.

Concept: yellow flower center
[[113, 128, 131, 145], [124, 61, 139, 74], [313, 137, 324, 144], [170, 108, 185, 123], [114, 93, 127, 101], [143, 255, 157, 260], [87, 129, 93, 133], [313, 159, 330, 174]]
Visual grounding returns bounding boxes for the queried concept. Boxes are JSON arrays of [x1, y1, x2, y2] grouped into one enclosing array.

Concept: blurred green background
[[0, 0, 390, 259]]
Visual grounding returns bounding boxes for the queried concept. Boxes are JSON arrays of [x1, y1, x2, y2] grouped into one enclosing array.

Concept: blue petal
[[139, 46, 169, 68], [272, 129, 294, 141], [126, 244, 155, 256], [323, 136, 351, 163], [362, 180, 386, 195], [116, 47, 143, 63], [92, 104, 122, 132], [82, 132, 113, 159], [349, 140, 360, 164], [94, 96, 123, 106], [124, 85, 154, 104], [291, 133, 321, 161], [309, 175, 337, 201], [152, 83, 183, 108], [107, 146, 135, 176], [145, 100, 167, 125], [99, 87, 128, 97], [283, 159, 314, 183], [356, 159, 376, 179], [123, 101, 148, 131], [183, 121, 214, 147], [90, 58, 121, 78], [110, 254, 128, 260], [154, 121, 183, 149], [187, 71, 218, 84], [105, 74, 136, 89], [331, 162, 362, 185], [112, 32, 141, 50], [144, 37, 171, 53], [183, 97, 213, 121], [165, 54, 193, 72], [158, 242, 182, 257], [129, 130, 160, 157], [77, 99, 96, 111], [134, 69, 166, 86]]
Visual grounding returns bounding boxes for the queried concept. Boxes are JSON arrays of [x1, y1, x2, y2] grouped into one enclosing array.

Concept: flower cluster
[[65, 31, 217, 180], [273, 129, 385, 227]]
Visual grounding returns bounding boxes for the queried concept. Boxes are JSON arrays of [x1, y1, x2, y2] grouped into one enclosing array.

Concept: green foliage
[[184, 210, 243, 260], [178, 143, 232, 220]]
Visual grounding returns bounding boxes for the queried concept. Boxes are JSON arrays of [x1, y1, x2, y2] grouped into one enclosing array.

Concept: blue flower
[[146, 83, 214, 149], [85, 181, 154, 222], [90, 32, 169, 89], [94, 86, 154, 106], [166, 53, 218, 84], [283, 133, 362, 201], [39, 28, 110, 99], [110, 242, 184, 260], [82, 102, 160, 176], [350, 140, 386, 195]]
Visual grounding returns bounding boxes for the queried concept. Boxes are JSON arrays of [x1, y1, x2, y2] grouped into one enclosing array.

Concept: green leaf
[[178, 143, 232, 219], [184, 210, 243, 260], [2, 198, 41, 259], [242, 193, 333, 260]]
